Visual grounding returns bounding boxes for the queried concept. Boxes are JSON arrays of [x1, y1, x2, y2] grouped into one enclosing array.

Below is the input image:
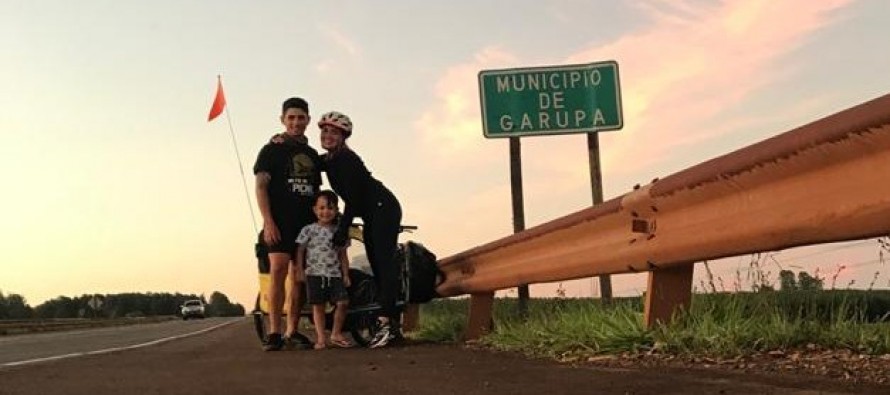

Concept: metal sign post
[[509, 137, 529, 314], [587, 133, 612, 302]]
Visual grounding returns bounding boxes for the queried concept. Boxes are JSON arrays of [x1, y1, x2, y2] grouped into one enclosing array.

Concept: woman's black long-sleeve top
[[324, 148, 397, 239]]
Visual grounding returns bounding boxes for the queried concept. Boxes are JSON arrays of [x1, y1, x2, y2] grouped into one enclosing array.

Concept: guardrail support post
[[464, 292, 495, 340], [644, 263, 694, 328], [402, 304, 420, 332]]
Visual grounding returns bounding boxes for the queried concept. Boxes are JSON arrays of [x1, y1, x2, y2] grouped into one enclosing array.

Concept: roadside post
[[587, 132, 612, 302], [87, 295, 103, 319], [477, 61, 623, 321]]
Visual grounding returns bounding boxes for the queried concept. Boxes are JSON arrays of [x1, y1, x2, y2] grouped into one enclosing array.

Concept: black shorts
[[306, 276, 348, 305], [259, 226, 298, 255]]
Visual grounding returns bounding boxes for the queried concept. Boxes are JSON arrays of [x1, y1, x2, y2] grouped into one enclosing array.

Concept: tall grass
[[655, 292, 890, 356], [412, 297, 467, 342], [414, 291, 890, 358], [482, 298, 651, 357]]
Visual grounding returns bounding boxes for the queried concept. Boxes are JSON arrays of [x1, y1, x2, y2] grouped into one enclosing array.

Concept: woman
[[316, 111, 404, 348]]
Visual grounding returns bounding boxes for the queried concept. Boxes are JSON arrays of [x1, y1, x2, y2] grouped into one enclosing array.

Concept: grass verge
[[413, 292, 890, 359]]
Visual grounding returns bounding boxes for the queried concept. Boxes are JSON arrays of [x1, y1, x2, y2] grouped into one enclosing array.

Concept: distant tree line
[[0, 291, 33, 319], [0, 290, 245, 319]]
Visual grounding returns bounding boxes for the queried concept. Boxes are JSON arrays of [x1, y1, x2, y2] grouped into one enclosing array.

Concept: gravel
[[572, 346, 890, 386]]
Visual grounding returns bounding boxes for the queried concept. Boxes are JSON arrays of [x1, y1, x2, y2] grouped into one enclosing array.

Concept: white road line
[[1, 318, 240, 368]]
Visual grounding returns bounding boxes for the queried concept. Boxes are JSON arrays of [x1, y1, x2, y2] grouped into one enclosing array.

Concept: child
[[295, 190, 353, 349], [253, 97, 322, 351]]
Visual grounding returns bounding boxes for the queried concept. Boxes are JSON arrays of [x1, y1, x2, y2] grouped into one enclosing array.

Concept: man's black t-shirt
[[253, 136, 323, 234]]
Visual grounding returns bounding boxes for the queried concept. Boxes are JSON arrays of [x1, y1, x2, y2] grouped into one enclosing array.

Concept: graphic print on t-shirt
[[297, 223, 343, 277], [289, 153, 317, 196]]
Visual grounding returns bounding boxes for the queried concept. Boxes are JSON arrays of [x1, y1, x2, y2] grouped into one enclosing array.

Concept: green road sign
[[478, 61, 623, 138]]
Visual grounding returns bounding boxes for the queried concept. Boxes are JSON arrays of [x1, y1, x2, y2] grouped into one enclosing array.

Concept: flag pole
[[216, 75, 259, 234]]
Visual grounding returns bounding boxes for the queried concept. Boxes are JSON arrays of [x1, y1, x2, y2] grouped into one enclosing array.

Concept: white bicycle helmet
[[318, 111, 353, 137]]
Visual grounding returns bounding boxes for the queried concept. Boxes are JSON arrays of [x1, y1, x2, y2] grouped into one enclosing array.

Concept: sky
[[2, 0, 890, 309]]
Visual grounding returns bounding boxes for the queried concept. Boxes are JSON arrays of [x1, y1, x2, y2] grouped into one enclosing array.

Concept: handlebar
[[349, 223, 417, 233]]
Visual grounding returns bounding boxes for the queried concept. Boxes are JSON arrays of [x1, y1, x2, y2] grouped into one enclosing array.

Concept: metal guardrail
[[435, 93, 890, 339]]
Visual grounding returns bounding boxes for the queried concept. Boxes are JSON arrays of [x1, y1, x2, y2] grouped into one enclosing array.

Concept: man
[[253, 97, 322, 351]]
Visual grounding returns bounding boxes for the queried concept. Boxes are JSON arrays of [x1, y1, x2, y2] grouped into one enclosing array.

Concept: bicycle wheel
[[252, 293, 267, 343], [347, 310, 379, 347]]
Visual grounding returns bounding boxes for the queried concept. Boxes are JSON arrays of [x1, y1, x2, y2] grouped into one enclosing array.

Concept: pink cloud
[[566, 0, 854, 177], [318, 24, 360, 57], [416, 47, 519, 166]]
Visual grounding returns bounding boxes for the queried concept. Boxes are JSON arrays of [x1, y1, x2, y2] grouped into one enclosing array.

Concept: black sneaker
[[369, 323, 396, 348], [263, 333, 284, 352], [284, 332, 313, 350]]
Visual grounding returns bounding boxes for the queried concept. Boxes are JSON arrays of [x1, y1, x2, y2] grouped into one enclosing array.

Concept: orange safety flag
[[207, 76, 226, 122]]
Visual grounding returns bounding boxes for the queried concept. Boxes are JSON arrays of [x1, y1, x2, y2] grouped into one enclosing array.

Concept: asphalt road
[[0, 319, 887, 395], [0, 318, 238, 366]]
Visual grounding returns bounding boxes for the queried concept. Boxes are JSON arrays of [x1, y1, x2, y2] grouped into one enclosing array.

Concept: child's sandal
[[330, 338, 354, 348]]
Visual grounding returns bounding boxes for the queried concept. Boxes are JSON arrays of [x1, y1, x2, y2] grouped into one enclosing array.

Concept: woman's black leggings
[[362, 191, 402, 322]]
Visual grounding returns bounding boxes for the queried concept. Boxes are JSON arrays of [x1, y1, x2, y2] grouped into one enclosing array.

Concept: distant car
[[180, 300, 205, 320]]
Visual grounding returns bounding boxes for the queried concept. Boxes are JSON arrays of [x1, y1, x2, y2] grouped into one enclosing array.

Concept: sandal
[[313, 342, 326, 350], [330, 338, 354, 348]]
